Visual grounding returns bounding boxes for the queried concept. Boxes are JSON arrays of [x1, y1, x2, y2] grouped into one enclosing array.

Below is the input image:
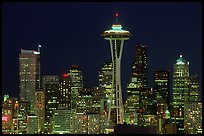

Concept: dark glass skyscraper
[[153, 70, 170, 105], [132, 45, 148, 88], [124, 44, 148, 125]]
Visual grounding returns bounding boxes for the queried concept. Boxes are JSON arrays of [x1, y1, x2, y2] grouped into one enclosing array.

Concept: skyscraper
[[124, 44, 148, 125], [59, 73, 72, 109], [35, 89, 45, 133], [153, 70, 170, 105], [19, 48, 40, 114], [102, 13, 131, 126], [68, 65, 83, 111], [172, 55, 189, 134], [98, 61, 113, 102], [43, 75, 59, 134], [188, 75, 200, 101], [132, 45, 148, 88]]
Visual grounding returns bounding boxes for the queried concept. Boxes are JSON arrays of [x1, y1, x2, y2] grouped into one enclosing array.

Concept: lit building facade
[[27, 114, 38, 134], [17, 100, 30, 134], [35, 89, 45, 133], [184, 101, 202, 134], [153, 70, 170, 104], [188, 75, 200, 101], [2, 95, 15, 134], [172, 55, 189, 134], [19, 49, 40, 114], [102, 13, 131, 126], [59, 74, 72, 109], [52, 108, 72, 134], [43, 75, 59, 134], [138, 87, 157, 126], [98, 61, 113, 100], [132, 45, 148, 88], [68, 65, 83, 110]]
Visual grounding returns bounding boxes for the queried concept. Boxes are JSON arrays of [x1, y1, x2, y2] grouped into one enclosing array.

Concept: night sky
[[2, 2, 202, 100]]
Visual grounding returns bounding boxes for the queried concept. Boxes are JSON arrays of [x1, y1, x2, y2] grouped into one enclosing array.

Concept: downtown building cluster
[[2, 45, 202, 134], [2, 17, 202, 134]]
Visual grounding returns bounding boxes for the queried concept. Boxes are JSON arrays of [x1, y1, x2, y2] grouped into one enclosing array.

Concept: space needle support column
[[107, 39, 114, 125]]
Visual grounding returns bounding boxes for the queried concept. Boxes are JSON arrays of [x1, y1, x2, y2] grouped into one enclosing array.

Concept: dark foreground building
[[114, 124, 157, 134]]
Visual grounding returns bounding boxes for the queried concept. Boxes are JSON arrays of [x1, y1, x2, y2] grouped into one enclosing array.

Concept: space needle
[[102, 12, 131, 127]]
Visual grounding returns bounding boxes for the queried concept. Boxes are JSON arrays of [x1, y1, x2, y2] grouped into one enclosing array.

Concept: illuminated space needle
[[102, 12, 131, 126]]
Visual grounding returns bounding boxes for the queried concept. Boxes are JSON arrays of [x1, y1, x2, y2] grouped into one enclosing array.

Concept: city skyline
[[2, 2, 202, 99]]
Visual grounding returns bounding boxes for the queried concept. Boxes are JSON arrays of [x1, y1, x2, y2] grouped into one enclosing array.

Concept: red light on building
[[116, 12, 119, 17], [63, 73, 68, 77], [72, 65, 79, 68], [139, 108, 143, 113], [2, 116, 8, 121]]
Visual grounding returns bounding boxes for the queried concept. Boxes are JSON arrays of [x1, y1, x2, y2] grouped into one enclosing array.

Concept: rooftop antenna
[[38, 44, 41, 53], [115, 12, 119, 24]]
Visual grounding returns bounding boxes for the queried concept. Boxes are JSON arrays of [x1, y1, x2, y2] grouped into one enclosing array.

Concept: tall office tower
[[35, 89, 45, 133], [124, 44, 148, 125], [19, 47, 41, 114], [98, 61, 113, 99], [184, 101, 202, 134], [188, 75, 200, 101], [27, 114, 38, 134], [153, 70, 170, 104], [68, 65, 83, 110], [132, 45, 148, 88], [43, 75, 59, 134], [172, 55, 189, 134], [59, 73, 72, 109], [102, 13, 131, 126], [17, 100, 30, 134], [52, 107, 72, 134]]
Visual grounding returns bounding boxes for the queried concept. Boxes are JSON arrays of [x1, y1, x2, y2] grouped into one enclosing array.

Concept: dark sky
[[2, 2, 202, 100]]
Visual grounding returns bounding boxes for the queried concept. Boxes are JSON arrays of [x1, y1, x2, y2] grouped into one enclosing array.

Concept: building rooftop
[[176, 55, 186, 65]]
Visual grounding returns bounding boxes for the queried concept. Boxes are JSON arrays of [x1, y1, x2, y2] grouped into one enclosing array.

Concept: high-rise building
[[59, 74, 72, 109], [35, 88, 45, 133], [102, 12, 131, 126], [132, 45, 148, 88], [68, 65, 83, 111], [188, 75, 200, 101], [172, 55, 190, 134], [43, 75, 59, 134], [98, 61, 113, 99], [124, 45, 148, 125], [27, 114, 38, 134], [184, 101, 202, 134], [153, 70, 170, 104], [19, 48, 41, 114]]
